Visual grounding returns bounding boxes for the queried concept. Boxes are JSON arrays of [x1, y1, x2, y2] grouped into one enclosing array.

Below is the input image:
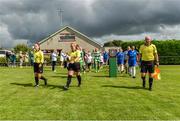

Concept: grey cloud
[[82, 0, 180, 36], [0, 0, 180, 47]]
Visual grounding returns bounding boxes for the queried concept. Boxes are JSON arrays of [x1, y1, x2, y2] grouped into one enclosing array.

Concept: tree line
[[104, 40, 180, 65]]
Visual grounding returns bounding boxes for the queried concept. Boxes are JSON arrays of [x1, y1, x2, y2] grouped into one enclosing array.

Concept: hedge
[[104, 40, 180, 64], [0, 57, 8, 66]]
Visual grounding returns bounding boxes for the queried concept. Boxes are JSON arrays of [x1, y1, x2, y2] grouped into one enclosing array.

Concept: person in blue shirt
[[103, 51, 109, 65], [127, 46, 138, 78], [124, 46, 131, 74], [116, 47, 124, 73]]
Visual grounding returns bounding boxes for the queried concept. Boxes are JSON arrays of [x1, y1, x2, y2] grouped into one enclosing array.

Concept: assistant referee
[[139, 36, 159, 91], [33, 43, 47, 87], [63, 43, 82, 90]]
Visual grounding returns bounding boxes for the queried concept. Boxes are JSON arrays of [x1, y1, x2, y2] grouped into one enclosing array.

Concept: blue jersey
[[128, 50, 137, 66], [116, 52, 124, 64], [124, 50, 129, 61], [103, 52, 109, 60]]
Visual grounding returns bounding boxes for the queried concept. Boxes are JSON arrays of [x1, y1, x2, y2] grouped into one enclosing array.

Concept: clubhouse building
[[39, 26, 103, 53]]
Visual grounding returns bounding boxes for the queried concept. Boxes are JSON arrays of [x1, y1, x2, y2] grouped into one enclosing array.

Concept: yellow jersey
[[139, 44, 157, 61], [34, 50, 44, 63], [69, 50, 81, 63]]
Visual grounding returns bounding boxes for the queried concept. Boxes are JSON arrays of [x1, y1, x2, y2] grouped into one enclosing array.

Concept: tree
[[14, 44, 29, 53]]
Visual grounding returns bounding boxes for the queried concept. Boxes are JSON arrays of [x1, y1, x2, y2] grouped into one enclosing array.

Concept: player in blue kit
[[103, 50, 109, 65], [127, 46, 138, 78], [116, 47, 124, 73], [124, 46, 131, 74]]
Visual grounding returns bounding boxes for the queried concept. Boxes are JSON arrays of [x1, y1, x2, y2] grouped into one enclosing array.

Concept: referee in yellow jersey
[[139, 36, 159, 91], [33, 43, 47, 87], [63, 43, 81, 90]]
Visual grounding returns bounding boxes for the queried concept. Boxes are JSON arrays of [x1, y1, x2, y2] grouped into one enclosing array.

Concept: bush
[[0, 57, 7, 66], [160, 56, 180, 65], [14, 44, 30, 53]]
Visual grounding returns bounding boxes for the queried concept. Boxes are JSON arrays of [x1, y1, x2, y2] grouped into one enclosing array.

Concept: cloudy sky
[[1, 0, 180, 47]]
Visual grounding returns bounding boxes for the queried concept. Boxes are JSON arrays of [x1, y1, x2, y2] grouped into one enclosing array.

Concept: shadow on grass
[[102, 85, 147, 90], [51, 75, 77, 78], [10, 83, 33, 87], [46, 84, 64, 89], [47, 84, 81, 91], [10, 83, 64, 90]]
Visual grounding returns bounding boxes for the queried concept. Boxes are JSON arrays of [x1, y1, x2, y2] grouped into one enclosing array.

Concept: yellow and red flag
[[152, 67, 161, 80]]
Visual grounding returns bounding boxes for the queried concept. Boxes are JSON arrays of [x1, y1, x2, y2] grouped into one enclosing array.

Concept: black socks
[[40, 76, 47, 85], [65, 75, 82, 89], [141, 76, 154, 91], [77, 75, 81, 87], [149, 78, 153, 91], [35, 77, 39, 86], [141, 77, 146, 88], [66, 75, 72, 88], [35, 76, 47, 86]]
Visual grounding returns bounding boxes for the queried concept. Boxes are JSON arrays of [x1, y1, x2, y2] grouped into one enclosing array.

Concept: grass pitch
[[0, 65, 180, 120]]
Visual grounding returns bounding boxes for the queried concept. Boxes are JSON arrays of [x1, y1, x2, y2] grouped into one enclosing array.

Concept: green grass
[[0, 65, 180, 120]]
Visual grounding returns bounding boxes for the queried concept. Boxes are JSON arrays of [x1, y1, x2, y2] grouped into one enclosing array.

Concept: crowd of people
[[50, 44, 138, 78], [4, 51, 33, 67], [2, 36, 159, 91], [50, 46, 106, 73], [31, 36, 159, 91]]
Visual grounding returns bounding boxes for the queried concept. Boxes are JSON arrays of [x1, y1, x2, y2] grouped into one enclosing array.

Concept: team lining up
[[32, 36, 159, 91]]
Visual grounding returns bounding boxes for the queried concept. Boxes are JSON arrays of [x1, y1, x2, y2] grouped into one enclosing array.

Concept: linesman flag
[[152, 67, 161, 80]]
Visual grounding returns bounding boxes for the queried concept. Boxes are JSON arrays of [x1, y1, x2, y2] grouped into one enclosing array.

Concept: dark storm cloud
[[0, 0, 91, 42], [1, 0, 180, 46], [84, 0, 180, 37]]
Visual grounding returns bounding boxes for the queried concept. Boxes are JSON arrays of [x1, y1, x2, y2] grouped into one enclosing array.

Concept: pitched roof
[[39, 26, 103, 47]]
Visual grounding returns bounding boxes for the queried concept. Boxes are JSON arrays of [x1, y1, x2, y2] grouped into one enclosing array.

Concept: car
[[0, 50, 12, 58]]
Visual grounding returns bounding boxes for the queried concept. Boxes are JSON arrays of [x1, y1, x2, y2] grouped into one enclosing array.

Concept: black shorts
[[68, 62, 80, 72], [141, 61, 155, 73], [52, 61, 56, 66], [34, 63, 43, 73], [87, 63, 91, 67]]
